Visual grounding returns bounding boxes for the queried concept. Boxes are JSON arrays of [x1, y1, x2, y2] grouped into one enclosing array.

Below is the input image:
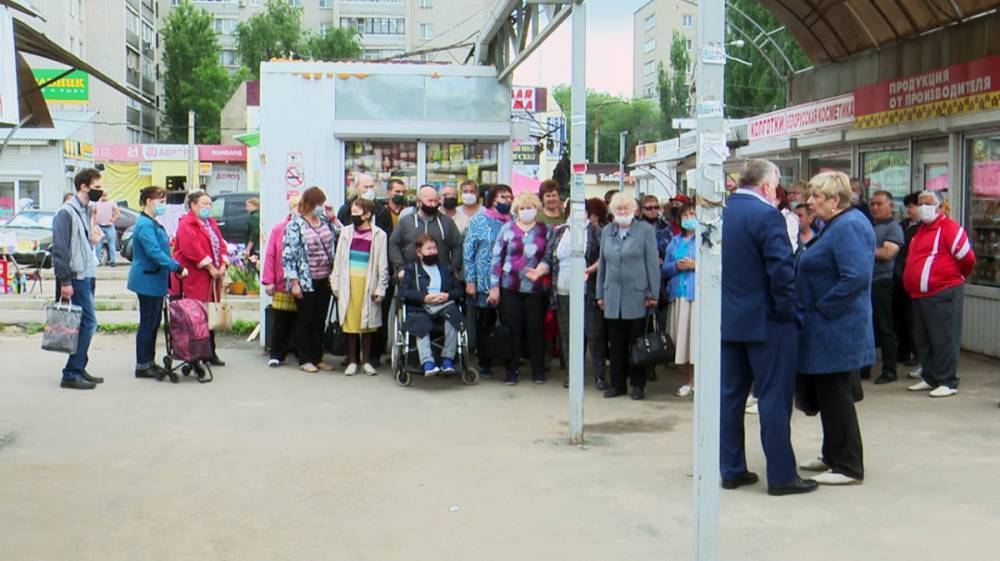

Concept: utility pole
[[618, 131, 627, 193], [567, 0, 586, 444], [592, 126, 599, 164], [692, 0, 726, 560], [187, 110, 196, 191]]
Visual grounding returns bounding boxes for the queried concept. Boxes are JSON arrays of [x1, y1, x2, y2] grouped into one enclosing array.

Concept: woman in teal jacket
[[128, 186, 187, 378]]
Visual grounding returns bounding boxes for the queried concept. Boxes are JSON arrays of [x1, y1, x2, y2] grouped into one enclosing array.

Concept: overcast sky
[[512, 0, 650, 98]]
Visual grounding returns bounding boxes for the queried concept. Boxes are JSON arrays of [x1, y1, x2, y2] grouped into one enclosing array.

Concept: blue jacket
[[721, 191, 797, 342], [128, 213, 182, 297], [662, 234, 697, 302], [796, 208, 876, 374]]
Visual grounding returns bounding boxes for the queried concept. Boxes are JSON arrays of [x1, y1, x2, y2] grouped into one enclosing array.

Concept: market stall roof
[[10, 111, 91, 141], [761, 0, 1000, 65]]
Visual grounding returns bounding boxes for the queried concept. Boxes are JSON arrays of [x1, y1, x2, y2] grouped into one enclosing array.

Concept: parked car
[[120, 224, 135, 262], [210, 192, 256, 244], [0, 210, 55, 268], [113, 207, 138, 248]]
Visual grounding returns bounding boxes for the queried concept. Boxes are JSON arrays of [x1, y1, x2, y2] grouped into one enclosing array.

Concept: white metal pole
[[593, 126, 599, 164], [187, 110, 196, 191], [693, 0, 725, 559], [568, 0, 587, 445]]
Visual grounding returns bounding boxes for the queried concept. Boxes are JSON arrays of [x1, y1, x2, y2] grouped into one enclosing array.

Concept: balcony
[[126, 106, 141, 127]]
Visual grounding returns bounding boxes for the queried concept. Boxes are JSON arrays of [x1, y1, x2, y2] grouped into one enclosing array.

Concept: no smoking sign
[[285, 165, 304, 187]]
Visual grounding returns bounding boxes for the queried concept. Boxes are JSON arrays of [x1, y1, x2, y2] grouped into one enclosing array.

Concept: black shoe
[[874, 373, 897, 385], [722, 471, 759, 490], [630, 386, 645, 400], [60, 378, 96, 390], [647, 369, 657, 382], [603, 388, 625, 398], [859, 368, 871, 380], [768, 477, 820, 496], [504, 371, 519, 386], [595, 377, 609, 391], [81, 372, 104, 384], [135, 366, 159, 379], [208, 356, 225, 367]]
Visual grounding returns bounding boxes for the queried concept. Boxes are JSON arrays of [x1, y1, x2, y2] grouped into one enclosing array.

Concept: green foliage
[[161, 0, 235, 143], [98, 323, 140, 334], [229, 320, 259, 336], [657, 31, 691, 138], [235, 0, 305, 79], [552, 87, 660, 164], [93, 302, 124, 311], [725, 0, 810, 118], [304, 27, 363, 62]]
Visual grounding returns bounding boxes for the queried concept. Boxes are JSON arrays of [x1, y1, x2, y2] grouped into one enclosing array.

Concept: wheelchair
[[388, 294, 479, 387]]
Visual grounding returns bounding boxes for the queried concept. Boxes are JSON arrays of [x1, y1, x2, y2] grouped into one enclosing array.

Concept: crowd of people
[[49, 163, 980, 493]]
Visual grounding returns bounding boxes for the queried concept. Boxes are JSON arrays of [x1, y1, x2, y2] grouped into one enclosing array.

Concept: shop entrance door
[[912, 137, 951, 211]]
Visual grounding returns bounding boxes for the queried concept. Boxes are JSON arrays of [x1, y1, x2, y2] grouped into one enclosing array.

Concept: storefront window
[[425, 142, 498, 189], [809, 151, 852, 178], [0, 182, 14, 216], [19, 181, 39, 208], [344, 141, 417, 198], [862, 149, 910, 200], [966, 136, 1000, 287]]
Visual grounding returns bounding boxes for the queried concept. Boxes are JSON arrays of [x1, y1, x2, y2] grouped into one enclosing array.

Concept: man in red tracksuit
[[902, 191, 976, 398]]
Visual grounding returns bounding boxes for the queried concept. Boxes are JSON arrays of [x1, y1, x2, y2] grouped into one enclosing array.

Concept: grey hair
[[918, 190, 941, 204], [609, 192, 638, 214], [739, 159, 779, 188]]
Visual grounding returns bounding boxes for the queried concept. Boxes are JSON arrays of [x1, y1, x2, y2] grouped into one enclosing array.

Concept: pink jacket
[[262, 216, 291, 292]]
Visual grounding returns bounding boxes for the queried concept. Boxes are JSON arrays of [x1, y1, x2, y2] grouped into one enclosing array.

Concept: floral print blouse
[[490, 221, 551, 293]]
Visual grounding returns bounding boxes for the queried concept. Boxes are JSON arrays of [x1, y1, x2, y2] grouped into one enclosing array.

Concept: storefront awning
[[234, 131, 260, 147]]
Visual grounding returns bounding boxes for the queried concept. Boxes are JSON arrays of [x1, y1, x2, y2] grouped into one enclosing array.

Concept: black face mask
[[442, 197, 458, 210], [643, 215, 659, 224], [87, 189, 104, 203], [351, 215, 366, 228], [421, 254, 439, 266], [391, 194, 406, 206], [421, 204, 439, 216]]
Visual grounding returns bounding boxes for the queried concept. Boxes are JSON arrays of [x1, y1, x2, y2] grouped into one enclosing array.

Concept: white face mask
[[360, 188, 376, 201], [461, 193, 478, 206], [518, 208, 537, 223], [614, 214, 634, 227], [919, 204, 938, 223]]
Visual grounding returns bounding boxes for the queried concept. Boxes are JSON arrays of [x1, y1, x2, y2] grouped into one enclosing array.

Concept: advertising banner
[[33, 69, 89, 103], [748, 94, 855, 141]]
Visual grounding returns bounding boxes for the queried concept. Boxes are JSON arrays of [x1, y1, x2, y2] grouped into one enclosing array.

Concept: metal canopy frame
[[475, 0, 573, 81]]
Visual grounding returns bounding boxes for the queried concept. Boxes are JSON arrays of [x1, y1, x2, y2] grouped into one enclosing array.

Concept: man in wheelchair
[[399, 234, 465, 376]]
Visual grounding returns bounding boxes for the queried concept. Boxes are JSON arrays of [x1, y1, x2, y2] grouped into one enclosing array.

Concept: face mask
[[462, 193, 478, 206], [351, 215, 365, 228], [153, 203, 167, 216], [681, 218, 698, 231], [442, 197, 459, 210], [614, 214, 634, 227], [421, 253, 439, 266], [198, 207, 212, 220], [919, 204, 938, 223], [391, 194, 406, 206], [313, 207, 325, 217], [790, 201, 800, 209], [495, 203, 511, 215], [420, 204, 439, 216], [87, 189, 104, 203], [360, 189, 376, 201], [518, 208, 537, 223]]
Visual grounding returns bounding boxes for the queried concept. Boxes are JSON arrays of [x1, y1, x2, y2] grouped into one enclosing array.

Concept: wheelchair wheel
[[395, 368, 411, 387], [462, 367, 479, 385]]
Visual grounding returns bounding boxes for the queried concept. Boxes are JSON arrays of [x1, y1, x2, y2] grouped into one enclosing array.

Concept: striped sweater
[[902, 213, 976, 299]]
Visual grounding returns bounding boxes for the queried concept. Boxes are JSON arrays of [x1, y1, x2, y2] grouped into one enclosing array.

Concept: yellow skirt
[[342, 274, 375, 334]]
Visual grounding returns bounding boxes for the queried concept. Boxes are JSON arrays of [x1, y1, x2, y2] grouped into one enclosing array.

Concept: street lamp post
[[567, 0, 587, 444]]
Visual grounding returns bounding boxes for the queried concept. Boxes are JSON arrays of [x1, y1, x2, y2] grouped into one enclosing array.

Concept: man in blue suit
[[720, 159, 817, 496]]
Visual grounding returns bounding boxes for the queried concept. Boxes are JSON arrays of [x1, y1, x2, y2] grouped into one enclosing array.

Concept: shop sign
[[512, 141, 540, 166], [62, 140, 95, 160], [635, 142, 658, 161], [96, 144, 241, 162], [597, 172, 635, 185], [0, 7, 16, 125], [32, 69, 89, 103], [142, 144, 190, 161], [138, 162, 152, 176], [198, 144, 247, 162], [855, 54, 1000, 129], [749, 94, 855, 141], [199, 162, 213, 176], [511, 86, 546, 114]]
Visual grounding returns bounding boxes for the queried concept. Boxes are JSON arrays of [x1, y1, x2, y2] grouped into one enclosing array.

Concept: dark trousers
[[371, 281, 394, 362], [813, 371, 865, 480], [721, 321, 798, 487], [475, 305, 498, 368], [500, 288, 545, 376], [606, 317, 646, 391], [893, 276, 915, 362], [295, 279, 332, 365], [269, 308, 296, 361], [913, 284, 964, 389], [62, 278, 97, 381], [862, 278, 898, 377], [135, 294, 163, 367]]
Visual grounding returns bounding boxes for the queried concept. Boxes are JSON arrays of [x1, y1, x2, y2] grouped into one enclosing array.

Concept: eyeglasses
[[643, 206, 659, 211]]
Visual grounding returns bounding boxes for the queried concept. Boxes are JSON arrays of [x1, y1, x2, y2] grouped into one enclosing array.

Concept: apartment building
[[15, 0, 162, 144], [632, 0, 696, 101]]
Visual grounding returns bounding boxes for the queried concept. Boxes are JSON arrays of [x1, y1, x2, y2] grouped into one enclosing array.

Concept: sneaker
[[362, 363, 377, 376], [316, 362, 335, 371], [674, 384, 693, 398], [811, 470, 862, 486], [908, 380, 933, 391], [504, 370, 519, 386], [929, 386, 957, 398], [799, 458, 829, 472], [908, 365, 923, 379], [440, 358, 456, 374], [745, 402, 759, 415], [344, 363, 358, 376], [300, 363, 319, 373], [423, 362, 440, 376], [267, 359, 281, 368], [533, 372, 546, 384]]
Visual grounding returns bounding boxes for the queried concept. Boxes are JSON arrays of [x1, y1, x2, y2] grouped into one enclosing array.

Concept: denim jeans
[[135, 294, 163, 367], [416, 321, 458, 365], [62, 278, 97, 381], [99, 224, 116, 264]]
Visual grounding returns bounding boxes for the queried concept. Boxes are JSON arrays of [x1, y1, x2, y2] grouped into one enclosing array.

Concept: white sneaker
[[908, 380, 933, 391], [300, 362, 319, 373], [908, 365, 923, 379], [799, 458, 829, 472], [674, 384, 693, 398], [811, 470, 862, 486], [745, 402, 759, 415], [345, 363, 358, 376], [929, 386, 957, 398], [267, 359, 280, 368], [362, 363, 377, 376]]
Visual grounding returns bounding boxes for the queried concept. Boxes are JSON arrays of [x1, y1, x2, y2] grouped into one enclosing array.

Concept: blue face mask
[[198, 207, 212, 220], [495, 203, 511, 215], [154, 203, 167, 216], [681, 218, 698, 232]]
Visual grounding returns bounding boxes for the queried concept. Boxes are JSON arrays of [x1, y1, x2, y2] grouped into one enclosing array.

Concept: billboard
[[33, 69, 90, 103]]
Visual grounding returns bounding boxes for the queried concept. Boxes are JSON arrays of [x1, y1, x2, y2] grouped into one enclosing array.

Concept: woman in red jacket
[[171, 190, 229, 366]]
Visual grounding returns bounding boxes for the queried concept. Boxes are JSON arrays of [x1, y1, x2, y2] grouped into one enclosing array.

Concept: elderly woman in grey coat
[[596, 192, 661, 400]]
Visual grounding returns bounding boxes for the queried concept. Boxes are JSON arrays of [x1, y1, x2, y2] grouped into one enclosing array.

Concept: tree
[[552, 87, 660, 165], [303, 27, 363, 62], [657, 31, 691, 139], [235, 0, 305, 79], [161, 0, 234, 144], [724, 0, 810, 118]]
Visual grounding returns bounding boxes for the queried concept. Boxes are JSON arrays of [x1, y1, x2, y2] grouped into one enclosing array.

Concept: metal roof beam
[[476, 0, 572, 81]]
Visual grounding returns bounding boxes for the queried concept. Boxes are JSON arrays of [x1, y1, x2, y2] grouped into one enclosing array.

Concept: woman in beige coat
[[331, 198, 390, 375]]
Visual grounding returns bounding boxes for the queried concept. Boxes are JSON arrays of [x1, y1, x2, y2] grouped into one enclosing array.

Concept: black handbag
[[629, 313, 675, 368], [323, 299, 347, 356], [477, 309, 511, 361]]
